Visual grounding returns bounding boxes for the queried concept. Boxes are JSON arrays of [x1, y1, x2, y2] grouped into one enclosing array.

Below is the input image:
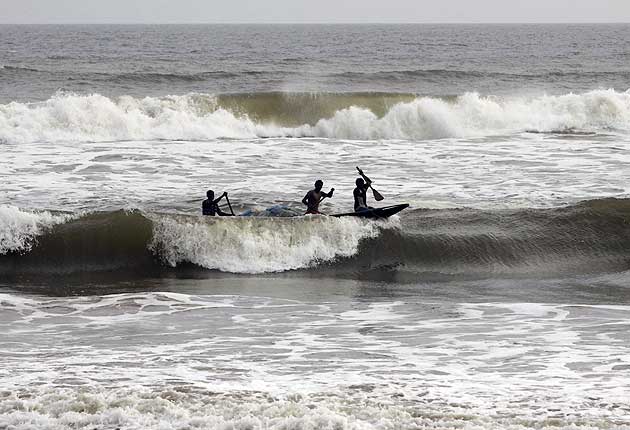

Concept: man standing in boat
[[354, 167, 374, 212], [202, 189, 234, 216], [302, 180, 334, 214]]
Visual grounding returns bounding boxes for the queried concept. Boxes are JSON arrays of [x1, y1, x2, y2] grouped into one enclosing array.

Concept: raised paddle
[[356, 167, 384, 201], [371, 186, 384, 202]]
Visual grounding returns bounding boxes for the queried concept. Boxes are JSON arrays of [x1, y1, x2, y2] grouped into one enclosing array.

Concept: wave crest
[[149, 214, 388, 273], [303, 90, 630, 139], [0, 210, 393, 275], [1, 90, 629, 143], [2, 199, 630, 278], [0, 206, 70, 255]]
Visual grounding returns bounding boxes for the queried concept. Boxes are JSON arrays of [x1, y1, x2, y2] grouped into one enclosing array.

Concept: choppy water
[[2, 24, 630, 102], [2, 24, 630, 429]]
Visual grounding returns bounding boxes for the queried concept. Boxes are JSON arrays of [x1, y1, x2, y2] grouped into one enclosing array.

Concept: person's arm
[[356, 167, 372, 187], [322, 188, 335, 198], [213, 192, 227, 205], [302, 191, 311, 207]]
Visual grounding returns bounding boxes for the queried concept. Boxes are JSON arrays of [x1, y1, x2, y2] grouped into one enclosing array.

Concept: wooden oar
[[224, 194, 235, 216], [356, 167, 384, 201]]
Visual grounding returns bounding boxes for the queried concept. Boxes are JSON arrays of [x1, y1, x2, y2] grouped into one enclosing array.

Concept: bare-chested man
[[302, 180, 334, 214]]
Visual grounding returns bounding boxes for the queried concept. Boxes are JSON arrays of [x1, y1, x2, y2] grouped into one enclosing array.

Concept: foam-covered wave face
[[304, 90, 630, 139], [0, 93, 288, 143], [149, 214, 390, 273], [3, 199, 630, 278], [0, 206, 70, 255], [1, 90, 629, 143], [0, 209, 392, 275]]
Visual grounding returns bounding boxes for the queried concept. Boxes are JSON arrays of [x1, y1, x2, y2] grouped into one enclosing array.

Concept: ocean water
[[2, 24, 630, 429]]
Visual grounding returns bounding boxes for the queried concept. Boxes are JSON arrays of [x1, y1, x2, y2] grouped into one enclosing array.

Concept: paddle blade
[[372, 187, 384, 201]]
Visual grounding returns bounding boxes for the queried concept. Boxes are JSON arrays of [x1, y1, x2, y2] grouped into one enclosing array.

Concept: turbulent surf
[[3, 24, 630, 430], [2, 89, 630, 143], [2, 198, 630, 278]]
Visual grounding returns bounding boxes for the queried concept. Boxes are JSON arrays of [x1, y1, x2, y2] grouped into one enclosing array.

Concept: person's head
[[314, 180, 323, 191], [206, 189, 214, 199], [356, 178, 364, 187]]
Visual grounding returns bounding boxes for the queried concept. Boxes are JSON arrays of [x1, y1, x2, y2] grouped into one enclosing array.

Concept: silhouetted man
[[302, 180, 334, 214], [353, 168, 373, 212], [202, 190, 234, 216]]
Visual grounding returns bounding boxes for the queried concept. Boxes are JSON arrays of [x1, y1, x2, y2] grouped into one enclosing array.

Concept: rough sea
[[2, 24, 630, 429]]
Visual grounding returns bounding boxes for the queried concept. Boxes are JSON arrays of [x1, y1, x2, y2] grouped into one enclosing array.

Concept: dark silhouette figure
[[353, 168, 373, 212], [202, 190, 234, 216], [302, 180, 334, 214]]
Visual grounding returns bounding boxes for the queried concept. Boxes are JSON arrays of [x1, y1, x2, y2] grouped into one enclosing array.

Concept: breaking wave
[[0, 206, 72, 255], [0, 209, 391, 275], [2, 198, 630, 278], [149, 213, 385, 273], [1, 90, 629, 143]]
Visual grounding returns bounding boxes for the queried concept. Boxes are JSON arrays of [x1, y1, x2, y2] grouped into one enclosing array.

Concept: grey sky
[[2, 0, 630, 24]]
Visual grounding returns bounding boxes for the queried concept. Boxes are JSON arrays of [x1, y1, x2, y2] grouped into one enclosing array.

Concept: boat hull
[[331, 204, 409, 219]]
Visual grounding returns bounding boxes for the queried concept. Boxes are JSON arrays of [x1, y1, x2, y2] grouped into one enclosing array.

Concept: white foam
[[0, 292, 238, 325], [0, 206, 70, 254], [148, 214, 393, 273], [7, 387, 612, 430], [339, 301, 406, 321], [301, 90, 630, 139], [3, 295, 630, 429], [0, 93, 288, 144], [2, 90, 630, 143]]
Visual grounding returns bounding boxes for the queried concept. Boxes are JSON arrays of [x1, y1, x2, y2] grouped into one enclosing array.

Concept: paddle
[[356, 167, 384, 201], [224, 193, 235, 216], [308, 188, 334, 214], [318, 188, 335, 204]]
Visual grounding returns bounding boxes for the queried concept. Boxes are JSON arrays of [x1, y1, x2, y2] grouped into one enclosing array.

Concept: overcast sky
[[2, 0, 629, 24]]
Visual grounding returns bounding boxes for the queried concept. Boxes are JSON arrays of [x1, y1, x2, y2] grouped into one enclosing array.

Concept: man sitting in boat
[[202, 190, 234, 216], [302, 180, 334, 214], [354, 168, 374, 212]]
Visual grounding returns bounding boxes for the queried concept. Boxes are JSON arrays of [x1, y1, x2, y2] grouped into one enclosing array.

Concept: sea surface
[[2, 24, 630, 429]]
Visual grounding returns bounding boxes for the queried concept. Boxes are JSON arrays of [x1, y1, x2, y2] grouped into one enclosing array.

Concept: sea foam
[[149, 214, 390, 273], [1, 90, 629, 143], [0, 206, 70, 255], [303, 90, 630, 139]]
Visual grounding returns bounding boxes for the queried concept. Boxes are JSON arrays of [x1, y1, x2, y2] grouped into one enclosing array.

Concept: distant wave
[[5, 64, 630, 83], [332, 69, 489, 80], [103, 70, 243, 84], [333, 69, 630, 81], [1, 90, 629, 143], [0, 65, 42, 73], [0, 65, 263, 82], [2, 198, 630, 277]]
